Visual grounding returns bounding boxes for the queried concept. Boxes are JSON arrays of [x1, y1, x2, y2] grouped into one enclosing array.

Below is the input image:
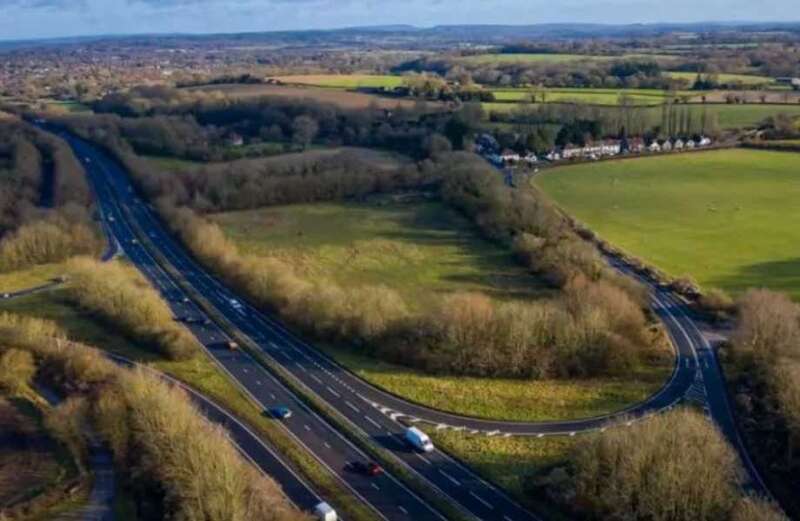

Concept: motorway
[[52, 127, 773, 518]]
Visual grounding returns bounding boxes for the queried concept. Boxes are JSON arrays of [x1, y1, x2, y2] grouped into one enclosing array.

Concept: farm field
[[482, 101, 800, 129], [535, 149, 800, 298], [665, 71, 775, 85], [186, 83, 430, 110], [0, 262, 67, 293], [491, 87, 672, 106], [212, 199, 672, 421], [273, 74, 404, 89]]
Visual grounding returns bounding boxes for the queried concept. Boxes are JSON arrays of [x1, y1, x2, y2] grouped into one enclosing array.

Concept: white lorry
[[314, 502, 337, 521], [404, 426, 435, 453]]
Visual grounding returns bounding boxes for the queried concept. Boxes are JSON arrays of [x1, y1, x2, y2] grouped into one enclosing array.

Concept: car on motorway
[[226, 340, 239, 351], [404, 426, 434, 453], [2, 293, 9, 299], [229, 298, 243, 309], [314, 502, 337, 521], [268, 406, 292, 419], [346, 460, 383, 477]]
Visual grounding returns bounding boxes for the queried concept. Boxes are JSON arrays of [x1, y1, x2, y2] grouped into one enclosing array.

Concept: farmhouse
[[648, 141, 661, 153]]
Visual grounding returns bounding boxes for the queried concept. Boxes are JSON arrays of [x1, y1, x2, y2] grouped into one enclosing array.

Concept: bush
[[0, 215, 101, 272], [571, 408, 742, 521], [0, 348, 36, 393]]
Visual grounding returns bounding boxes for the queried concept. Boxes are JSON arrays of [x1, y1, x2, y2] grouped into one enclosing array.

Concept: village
[[475, 132, 714, 167]]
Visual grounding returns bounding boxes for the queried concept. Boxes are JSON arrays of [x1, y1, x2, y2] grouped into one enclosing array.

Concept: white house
[[673, 138, 685, 150], [500, 149, 520, 163], [601, 140, 621, 156], [562, 144, 583, 159], [660, 139, 673, 152], [647, 141, 661, 153], [698, 136, 712, 147], [523, 153, 538, 164], [685, 139, 696, 149], [545, 150, 561, 161]]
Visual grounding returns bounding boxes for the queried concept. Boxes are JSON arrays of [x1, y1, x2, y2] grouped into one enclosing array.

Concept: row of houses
[[477, 134, 713, 165]]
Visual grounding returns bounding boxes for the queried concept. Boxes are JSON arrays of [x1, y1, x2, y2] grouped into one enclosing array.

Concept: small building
[[225, 133, 244, 147], [601, 140, 621, 156], [545, 150, 561, 161], [698, 136, 712, 147], [647, 141, 661, 153], [500, 149, 520, 163], [625, 137, 646, 153], [660, 139, 673, 152], [685, 139, 697, 149], [673, 138, 685, 150], [523, 153, 538, 164], [562, 144, 583, 159]]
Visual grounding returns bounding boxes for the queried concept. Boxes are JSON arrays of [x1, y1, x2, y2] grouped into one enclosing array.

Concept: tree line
[[66, 257, 198, 361], [0, 122, 101, 272], [0, 312, 306, 521], [728, 289, 800, 517]]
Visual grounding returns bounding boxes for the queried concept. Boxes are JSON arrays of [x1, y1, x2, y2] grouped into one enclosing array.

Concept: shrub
[[572, 408, 741, 521], [0, 348, 36, 393]]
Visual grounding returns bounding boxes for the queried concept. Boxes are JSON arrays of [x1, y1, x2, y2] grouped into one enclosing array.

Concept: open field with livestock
[[535, 149, 800, 298]]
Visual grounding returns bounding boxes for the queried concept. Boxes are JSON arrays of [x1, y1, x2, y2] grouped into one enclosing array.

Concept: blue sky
[[0, 0, 796, 41]]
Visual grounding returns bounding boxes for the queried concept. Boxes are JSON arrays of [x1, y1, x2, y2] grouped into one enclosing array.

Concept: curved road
[[52, 127, 773, 518]]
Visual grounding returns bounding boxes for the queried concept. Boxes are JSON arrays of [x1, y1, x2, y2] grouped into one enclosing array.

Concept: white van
[[313, 502, 337, 521], [404, 426, 434, 453]]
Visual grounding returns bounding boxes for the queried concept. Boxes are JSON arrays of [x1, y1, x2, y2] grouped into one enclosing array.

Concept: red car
[[347, 461, 383, 477]]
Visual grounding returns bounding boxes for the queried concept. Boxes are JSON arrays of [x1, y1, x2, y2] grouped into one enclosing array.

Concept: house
[[601, 140, 621, 156], [225, 133, 244, 147], [673, 138, 685, 150], [647, 141, 661, 153], [660, 139, 673, 152], [562, 144, 583, 159], [698, 136, 712, 147], [776, 77, 800, 90], [545, 150, 561, 161], [625, 137, 646, 153], [523, 153, 538, 164], [500, 149, 520, 163], [685, 139, 696, 149]]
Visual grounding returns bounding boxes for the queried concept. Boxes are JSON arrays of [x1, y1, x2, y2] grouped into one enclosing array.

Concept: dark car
[[268, 406, 292, 419], [346, 461, 383, 477]]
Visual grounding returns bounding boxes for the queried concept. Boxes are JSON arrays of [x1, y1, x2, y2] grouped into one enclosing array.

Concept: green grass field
[[324, 346, 670, 422], [483, 101, 800, 129], [0, 263, 67, 293], [210, 199, 550, 311], [491, 87, 671, 106], [536, 149, 800, 298], [665, 71, 774, 85], [273, 74, 404, 89], [431, 431, 577, 520], [212, 199, 672, 421]]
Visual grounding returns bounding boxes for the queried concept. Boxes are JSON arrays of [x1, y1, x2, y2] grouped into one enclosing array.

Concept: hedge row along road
[[45, 123, 773, 519]]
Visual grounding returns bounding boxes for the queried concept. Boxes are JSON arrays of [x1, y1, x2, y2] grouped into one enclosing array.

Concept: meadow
[[273, 74, 404, 89], [664, 71, 775, 86], [209, 199, 550, 311], [483, 101, 800, 129], [211, 199, 672, 421], [491, 87, 671, 106], [535, 149, 800, 298]]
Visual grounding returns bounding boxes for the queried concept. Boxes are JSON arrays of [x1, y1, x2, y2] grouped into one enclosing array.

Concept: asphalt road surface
[[50, 125, 774, 519]]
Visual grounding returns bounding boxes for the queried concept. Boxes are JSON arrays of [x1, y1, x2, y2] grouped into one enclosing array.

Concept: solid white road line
[[327, 386, 341, 398], [345, 401, 360, 413]]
